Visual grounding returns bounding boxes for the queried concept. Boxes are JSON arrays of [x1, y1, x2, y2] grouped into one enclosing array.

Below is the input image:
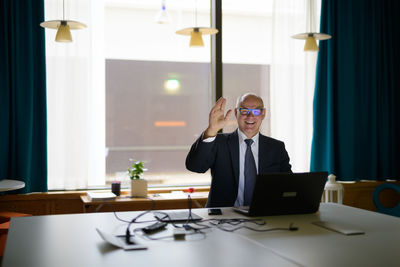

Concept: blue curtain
[[0, 0, 47, 193], [311, 0, 400, 181]]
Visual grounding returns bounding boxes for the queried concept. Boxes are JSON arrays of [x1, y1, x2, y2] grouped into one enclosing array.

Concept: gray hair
[[235, 93, 264, 108]]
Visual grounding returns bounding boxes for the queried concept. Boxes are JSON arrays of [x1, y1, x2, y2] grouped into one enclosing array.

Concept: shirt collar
[[237, 129, 259, 145]]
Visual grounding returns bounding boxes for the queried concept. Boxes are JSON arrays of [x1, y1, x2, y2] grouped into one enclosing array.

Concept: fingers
[[207, 106, 232, 137], [224, 109, 232, 121], [212, 97, 226, 112], [220, 98, 226, 111]]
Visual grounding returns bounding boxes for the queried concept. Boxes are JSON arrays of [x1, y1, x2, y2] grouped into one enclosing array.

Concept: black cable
[[101, 200, 157, 224], [130, 193, 207, 241], [132, 226, 207, 241], [152, 211, 183, 228], [153, 194, 199, 228], [186, 221, 212, 231], [125, 198, 156, 244], [206, 218, 267, 226], [118, 192, 298, 243], [208, 219, 298, 233], [185, 194, 193, 225], [133, 228, 173, 240]]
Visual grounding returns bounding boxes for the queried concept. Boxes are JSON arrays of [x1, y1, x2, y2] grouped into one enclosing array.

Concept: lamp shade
[[175, 0, 218, 48], [190, 30, 204, 47], [292, 32, 331, 52], [176, 27, 218, 47], [40, 20, 86, 43], [155, 0, 170, 24], [291, 32, 332, 41], [155, 9, 170, 24], [55, 22, 72, 42], [40, 0, 86, 43], [291, 0, 331, 52], [304, 36, 318, 51]]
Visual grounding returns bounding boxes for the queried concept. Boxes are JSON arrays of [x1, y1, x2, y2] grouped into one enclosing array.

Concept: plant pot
[[130, 179, 148, 198]]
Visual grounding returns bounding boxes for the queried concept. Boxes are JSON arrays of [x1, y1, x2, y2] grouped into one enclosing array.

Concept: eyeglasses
[[237, 108, 264, 116]]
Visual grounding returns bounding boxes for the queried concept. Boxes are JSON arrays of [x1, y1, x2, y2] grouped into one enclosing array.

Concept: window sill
[[0, 186, 210, 216]]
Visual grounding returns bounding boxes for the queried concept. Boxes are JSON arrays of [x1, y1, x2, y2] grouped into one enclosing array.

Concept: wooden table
[[80, 191, 209, 212]]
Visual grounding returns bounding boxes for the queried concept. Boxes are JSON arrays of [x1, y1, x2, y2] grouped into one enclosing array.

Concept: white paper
[[96, 228, 147, 250]]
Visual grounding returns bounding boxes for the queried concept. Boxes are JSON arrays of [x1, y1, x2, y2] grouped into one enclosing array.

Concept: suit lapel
[[228, 130, 240, 187], [258, 134, 268, 174]]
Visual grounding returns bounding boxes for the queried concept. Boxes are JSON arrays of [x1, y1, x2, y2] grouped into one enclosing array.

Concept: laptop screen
[[237, 172, 328, 216]]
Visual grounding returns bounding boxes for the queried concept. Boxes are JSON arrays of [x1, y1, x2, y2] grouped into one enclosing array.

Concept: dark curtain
[[0, 0, 47, 193], [311, 0, 400, 181]]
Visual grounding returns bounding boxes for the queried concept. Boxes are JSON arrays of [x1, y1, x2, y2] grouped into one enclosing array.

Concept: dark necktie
[[244, 139, 257, 206]]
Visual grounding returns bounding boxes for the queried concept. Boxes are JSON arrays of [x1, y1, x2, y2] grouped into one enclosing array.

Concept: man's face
[[235, 95, 266, 138]]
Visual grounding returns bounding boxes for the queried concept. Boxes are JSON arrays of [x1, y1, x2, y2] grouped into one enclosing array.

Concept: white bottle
[[324, 174, 343, 204]]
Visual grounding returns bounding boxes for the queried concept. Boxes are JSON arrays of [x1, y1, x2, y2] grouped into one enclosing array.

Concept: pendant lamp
[[291, 0, 331, 51], [176, 0, 218, 47], [155, 0, 171, 24], [40, 0, 86, 43]]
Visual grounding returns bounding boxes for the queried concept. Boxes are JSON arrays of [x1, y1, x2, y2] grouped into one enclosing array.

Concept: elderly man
[[186, 93, 292, 207]]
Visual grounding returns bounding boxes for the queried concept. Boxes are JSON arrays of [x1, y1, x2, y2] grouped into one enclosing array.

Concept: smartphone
[[208, 208, 222, 215]]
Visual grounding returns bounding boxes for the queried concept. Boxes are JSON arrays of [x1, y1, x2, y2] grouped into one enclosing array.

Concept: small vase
[[130, 179, 148, 198]]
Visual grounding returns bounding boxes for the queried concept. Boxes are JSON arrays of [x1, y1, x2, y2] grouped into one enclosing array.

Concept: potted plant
[[128, 160, 148, 198]]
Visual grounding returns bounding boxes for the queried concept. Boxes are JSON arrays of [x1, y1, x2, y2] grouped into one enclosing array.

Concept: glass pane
[[105, 0, 212, 187], [222, 0, 273, 135]]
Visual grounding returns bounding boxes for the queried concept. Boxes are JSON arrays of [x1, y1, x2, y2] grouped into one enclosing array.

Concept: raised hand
[[203, 97, 232, 138]]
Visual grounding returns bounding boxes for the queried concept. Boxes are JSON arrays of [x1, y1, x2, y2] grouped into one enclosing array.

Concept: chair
[[0, 179, 29, 258], [372, 183, 400, 217], [0, 211, 31, 257]]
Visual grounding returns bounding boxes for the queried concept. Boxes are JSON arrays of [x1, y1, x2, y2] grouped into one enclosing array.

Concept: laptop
[[233, 172, 328, 216], [153, 210, 203, 222]]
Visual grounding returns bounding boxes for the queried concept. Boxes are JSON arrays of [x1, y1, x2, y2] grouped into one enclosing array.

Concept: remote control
[[142, 222, 167, 234]]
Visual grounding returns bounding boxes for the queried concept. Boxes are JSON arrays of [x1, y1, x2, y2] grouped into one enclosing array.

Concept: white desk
[[3, 203, 400, 267], [0, 179, 25, 192]]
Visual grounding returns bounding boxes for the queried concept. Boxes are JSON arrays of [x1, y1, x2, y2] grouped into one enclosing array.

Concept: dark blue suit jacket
[[186, 130, 292, 207]]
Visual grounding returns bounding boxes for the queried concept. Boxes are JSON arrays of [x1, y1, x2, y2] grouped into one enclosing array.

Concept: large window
[[46, 0, 216, 189], [45, 0, 317, 190], [221, 1, 273, 135], [105, 59, 212, 187], [104, 0, 213, 187]]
